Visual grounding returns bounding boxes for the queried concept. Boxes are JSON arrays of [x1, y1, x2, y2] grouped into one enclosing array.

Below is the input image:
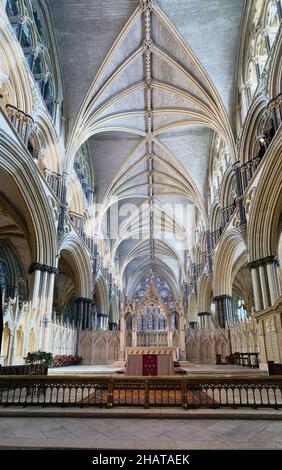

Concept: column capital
[[248, 255, 279, 270], [75, 297, 92, 304], [29, 262, 58, 275], [213, 294, 232, 301]]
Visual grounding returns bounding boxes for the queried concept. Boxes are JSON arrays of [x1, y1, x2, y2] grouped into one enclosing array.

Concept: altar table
[[126, 353, 174, 376]]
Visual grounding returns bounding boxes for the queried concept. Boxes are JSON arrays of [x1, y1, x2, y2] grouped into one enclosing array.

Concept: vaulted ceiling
[[48, 0, 244, 296]]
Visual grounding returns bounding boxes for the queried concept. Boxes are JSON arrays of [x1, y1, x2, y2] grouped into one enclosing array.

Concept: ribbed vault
[[48, 0, 244, 293]]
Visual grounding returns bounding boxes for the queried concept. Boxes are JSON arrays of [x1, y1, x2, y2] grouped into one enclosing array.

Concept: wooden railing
[[0, 365, 48, 376], [0, 375, 281, 409]]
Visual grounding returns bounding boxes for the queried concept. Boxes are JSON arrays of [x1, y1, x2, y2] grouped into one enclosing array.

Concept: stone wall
[[186, 318, 258, 364], [49, 323, 77, 357], [78, 331, 120, 364]]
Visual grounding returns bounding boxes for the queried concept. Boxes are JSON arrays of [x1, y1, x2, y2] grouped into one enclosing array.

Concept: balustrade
[[69, 212, 84, 236], [240, 156, 262, 192], [220, 203, 236, 230], [43, 169, 63, 200], [210, 229, 221, 251], [5, 104, 34, 146], [0, 375, 281, 409]]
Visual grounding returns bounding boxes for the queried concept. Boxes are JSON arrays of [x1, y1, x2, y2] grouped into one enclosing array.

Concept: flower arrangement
[[24, 350, 53, 367], [52, 355, 83, 367]]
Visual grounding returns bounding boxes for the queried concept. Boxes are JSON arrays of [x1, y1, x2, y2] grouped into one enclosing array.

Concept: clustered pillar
[[248, 256, 281, 311], [29, 262, 58, 352], [75, 298, 93, 330], [197, 312, 212, 329], [213, 295, 233, 328]]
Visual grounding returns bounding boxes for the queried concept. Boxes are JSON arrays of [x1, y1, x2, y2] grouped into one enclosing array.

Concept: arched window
[[5, 0, 56, 119], [6, 0, 18, 18], [135, 274, 171, 304], [265, 1, 280, 47], [137, 304, 166, 331], [232, 292, 248, 323]]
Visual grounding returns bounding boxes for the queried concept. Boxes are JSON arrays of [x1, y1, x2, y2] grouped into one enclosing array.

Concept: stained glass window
[[6, 0, 18, 17], [135, 273, 171, 304], [137, 305, 166, 331]]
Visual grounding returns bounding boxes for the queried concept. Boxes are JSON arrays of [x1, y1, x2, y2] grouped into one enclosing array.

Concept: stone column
[[31, 267, 42, 311], [119, 312, 125, 361], [198, 312, 211, 329], [43, 270, 57, 352], [250, 265, 262, 311], [29, 263, 58, 350], [76, 298, 92, 330], [179, 313, 186, 359], [259, 264, 270, 308], [213, 295, 233, 328], [266, 260, 281, 304], [249, 256, 281, 311], [132, 314, 137, 347]]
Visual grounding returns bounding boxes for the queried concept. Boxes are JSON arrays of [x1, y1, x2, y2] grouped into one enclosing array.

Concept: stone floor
[[48, 364, 124, 375], [0, 417, 282, 449], [48, 363, 267, 376]]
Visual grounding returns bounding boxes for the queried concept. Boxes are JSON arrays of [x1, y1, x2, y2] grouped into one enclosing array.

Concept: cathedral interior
[[0, 0, 282, 452]]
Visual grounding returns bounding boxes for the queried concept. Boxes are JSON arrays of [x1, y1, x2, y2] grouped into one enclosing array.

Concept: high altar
[[119, 275, 186, 362]]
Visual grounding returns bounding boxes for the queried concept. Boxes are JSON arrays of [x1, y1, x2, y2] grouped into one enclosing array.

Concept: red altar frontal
[[126, 352, 174, 376]]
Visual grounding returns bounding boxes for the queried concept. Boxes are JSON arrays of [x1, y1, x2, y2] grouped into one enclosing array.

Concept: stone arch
[[0, 132, 57, 266], [92, 337, 106, 363], [108, 337, 119, 360], [109, 296, 119, 328], [32, 111, 64, 174], [94, 276, 109, 315], [58, 232, 92, 299], [210, 201, 221, 233], [215, 337, 229, 359], [200, 338, 213, 364], [0, 14, 34, 115], [219, 166, 237, 208], [197, 273, 213, 313], [239, 95, 269, 163], [248, 135, 282, 261], [213, 228, 247, 297]]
